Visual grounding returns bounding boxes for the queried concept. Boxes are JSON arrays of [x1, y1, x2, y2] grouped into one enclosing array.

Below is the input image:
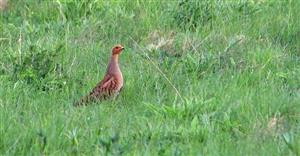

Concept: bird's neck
[[110, 54, 119, 63], [107, 54, 120, 74]]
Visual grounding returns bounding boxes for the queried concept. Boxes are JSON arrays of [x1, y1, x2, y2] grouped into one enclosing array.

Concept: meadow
[[0, 0, 300, 155]]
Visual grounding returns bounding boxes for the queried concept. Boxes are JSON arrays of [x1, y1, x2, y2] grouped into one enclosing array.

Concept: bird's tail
[[73, 95, 95, 107]]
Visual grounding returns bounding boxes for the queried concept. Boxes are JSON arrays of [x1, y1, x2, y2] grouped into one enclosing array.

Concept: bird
[[74, 44, 125, 106]]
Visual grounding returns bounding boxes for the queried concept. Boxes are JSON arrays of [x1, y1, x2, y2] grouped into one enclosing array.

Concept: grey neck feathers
[[106, 54, 120, 74]]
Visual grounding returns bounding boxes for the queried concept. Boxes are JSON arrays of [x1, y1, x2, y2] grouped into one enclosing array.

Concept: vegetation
[[0, 0, 299, 155]]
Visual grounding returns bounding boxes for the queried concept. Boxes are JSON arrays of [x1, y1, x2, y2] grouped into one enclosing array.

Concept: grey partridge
[[74, 45, 125, 106]]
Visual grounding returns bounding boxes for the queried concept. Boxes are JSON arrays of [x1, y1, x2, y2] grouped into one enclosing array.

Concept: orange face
[[112, 44, 125, 55]]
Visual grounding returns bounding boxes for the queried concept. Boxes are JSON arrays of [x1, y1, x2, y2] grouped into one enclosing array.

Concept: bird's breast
[[107, 61, 123, 90], [116, 72, 123, 90]]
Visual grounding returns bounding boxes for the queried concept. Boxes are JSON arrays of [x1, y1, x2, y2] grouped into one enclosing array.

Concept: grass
[[0, 0, 300, 155]]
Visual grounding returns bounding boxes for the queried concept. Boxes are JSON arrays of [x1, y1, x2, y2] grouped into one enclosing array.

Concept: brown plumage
[[74, 45, 125, 106]]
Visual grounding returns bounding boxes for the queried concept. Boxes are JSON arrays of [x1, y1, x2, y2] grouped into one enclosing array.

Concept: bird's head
[[112, 44, 125, 55]]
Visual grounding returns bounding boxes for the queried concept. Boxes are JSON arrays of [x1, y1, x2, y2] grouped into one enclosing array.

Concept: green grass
[[1, 0, 300, 155]]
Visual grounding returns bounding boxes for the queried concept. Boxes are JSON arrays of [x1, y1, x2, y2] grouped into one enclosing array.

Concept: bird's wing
[[89, 74, 119, 98], [74, 74, 122, 106], [74, 74, 114, 106]]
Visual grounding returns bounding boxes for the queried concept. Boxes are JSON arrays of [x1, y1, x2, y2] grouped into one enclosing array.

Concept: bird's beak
[[121, 47, 125, 50]]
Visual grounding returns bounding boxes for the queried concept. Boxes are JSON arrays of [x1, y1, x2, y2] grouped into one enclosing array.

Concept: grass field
[[1, 0, 300, 155]]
